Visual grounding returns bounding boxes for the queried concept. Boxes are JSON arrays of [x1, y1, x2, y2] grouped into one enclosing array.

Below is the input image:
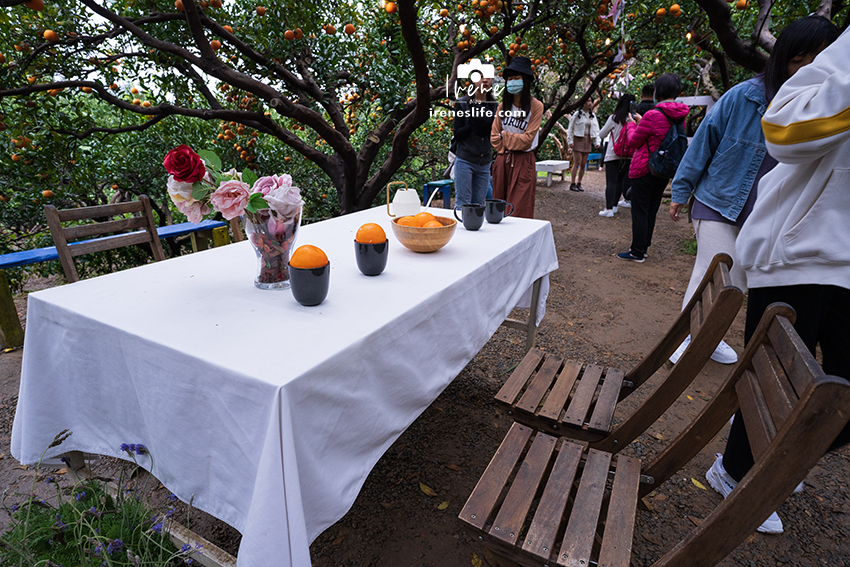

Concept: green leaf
[[242, 168, 259, 188], [198, 149, 221, 171], [191, 182, 208, 201], [245, 192, 269, 214]]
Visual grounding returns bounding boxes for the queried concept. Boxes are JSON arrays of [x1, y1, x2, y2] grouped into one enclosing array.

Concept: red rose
[[163, 144, 206, 183]]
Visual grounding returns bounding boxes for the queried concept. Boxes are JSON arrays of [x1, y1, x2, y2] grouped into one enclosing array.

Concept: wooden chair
[[496, 254, 743, 449], [459, 303, 850, 567], [44, 196, 165, 283]]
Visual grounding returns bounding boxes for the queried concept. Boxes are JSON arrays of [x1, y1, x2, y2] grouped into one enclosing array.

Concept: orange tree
[[0, 0, 688, 215]]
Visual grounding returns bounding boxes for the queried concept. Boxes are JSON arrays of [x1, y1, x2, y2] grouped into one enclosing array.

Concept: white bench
[[536, 160, 571, 187]]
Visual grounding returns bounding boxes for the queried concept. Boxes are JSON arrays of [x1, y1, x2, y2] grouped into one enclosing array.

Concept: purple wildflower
[[151, 521, 163, 533], [107, 539, 123, 555], [180, 544, 191, 553], [135, 444, 148, 455], [167, 493, 178, 502], [75, 491, 86, 501], [120, 443, 130, 452]]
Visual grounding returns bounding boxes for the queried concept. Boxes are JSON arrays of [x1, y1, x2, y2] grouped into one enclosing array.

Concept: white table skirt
[[12, 206, 558, 567]]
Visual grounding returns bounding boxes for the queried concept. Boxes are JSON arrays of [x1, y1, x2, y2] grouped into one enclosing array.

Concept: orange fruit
[[24, 0, 44, 10], [210, 40, 222, 50], [256, 6, 266, 16], [656, 7, 666, 16], [325, 24, 336, 34], [735, 0, 747, 8], [344, 23, 356, 34], [223, 25, 233, 33], [356, 223, 387, 244], [294, 28, 303, 40], [42, 190, 54, 198], [175, 0, 184, 10], [43, 30, 59, 42], [396, 216, 418, 227], [422, 220, 443, 228], [290, 245, 328, 269], [414, 212, 437, 226], [284, 30, 295, 40], [385, 1, 397, 13]]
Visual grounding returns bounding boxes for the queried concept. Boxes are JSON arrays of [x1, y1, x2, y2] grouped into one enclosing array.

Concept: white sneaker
[[618, 199, 631, 208], [706, 454, 783, 534], [612, 206, 618, 213], [669, 335, 691, 364], [598, 209, 614, 218], [711, 340, 738, 364]]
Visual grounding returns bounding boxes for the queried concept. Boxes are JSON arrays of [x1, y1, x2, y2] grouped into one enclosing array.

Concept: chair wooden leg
[[0, 270, 24, 349], [482, 546, 523, 567]]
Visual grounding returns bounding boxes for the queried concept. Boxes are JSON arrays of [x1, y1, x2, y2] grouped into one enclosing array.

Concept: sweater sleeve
[[762, 28, 850, 163], [491, 102, 505, 153], [502, 98, 544, 151], [598, 115, 616, 140], [566, 111, 577, 146]]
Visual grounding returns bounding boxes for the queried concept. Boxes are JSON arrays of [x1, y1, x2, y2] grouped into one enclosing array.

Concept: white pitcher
[[386, 181, 421, 218]]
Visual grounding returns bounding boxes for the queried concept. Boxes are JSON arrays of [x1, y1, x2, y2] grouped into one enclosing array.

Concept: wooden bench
[[535, 160, 571, 187], [0, 218, 229, 348], [460, 302, 850, 567], [496, 254, 743, 446]]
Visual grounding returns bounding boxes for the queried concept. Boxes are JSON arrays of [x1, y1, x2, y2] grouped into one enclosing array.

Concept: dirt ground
[[1, 168, 848, 566]]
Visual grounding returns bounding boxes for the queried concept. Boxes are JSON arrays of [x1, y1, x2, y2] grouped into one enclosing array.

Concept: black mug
[[484, 199, 514, 224], [454, 203, 485, 231]]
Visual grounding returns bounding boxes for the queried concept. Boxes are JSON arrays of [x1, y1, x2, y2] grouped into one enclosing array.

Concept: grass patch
[[680, 237, 698, 256]]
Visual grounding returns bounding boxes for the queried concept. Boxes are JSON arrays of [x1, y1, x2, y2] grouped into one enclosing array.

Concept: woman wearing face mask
[[667, 15, 840, 368], [491, 56, 544, 219], [566, 97, 601, 192]]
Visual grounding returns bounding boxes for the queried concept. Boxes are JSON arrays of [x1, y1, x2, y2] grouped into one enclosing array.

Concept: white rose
[[166, 175, 195, 205]]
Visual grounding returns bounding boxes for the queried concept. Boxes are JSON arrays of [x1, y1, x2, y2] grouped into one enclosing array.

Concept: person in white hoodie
[[705, 23, 849, 536]]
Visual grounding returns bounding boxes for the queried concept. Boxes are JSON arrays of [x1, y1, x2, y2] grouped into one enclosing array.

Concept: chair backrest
[[44, 196, 165, 283], [591, 253, 744, 453], [641, 302, 850, 567]]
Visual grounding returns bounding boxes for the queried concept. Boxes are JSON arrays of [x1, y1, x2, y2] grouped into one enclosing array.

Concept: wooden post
[[212, 226, 231, 247], [0, 270, 24, 349]]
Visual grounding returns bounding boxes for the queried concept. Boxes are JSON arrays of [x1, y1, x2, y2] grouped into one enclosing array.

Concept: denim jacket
[[671, 78, 767, 221]]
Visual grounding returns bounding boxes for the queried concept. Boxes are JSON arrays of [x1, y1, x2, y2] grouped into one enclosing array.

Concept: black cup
[[484, 199, 514, 224], [355, 240, 388, 276], [453, 203, 485, 231], [288, 263, 330, 306]]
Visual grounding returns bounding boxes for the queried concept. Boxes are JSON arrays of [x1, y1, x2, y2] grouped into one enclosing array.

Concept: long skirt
[[491, 151, 536, 219]]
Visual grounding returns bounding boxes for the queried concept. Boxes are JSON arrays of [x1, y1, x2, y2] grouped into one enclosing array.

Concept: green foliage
[[681, 236, 698, 256]]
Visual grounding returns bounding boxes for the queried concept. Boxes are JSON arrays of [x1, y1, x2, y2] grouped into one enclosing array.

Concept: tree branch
[[693, 0, 769, 71]]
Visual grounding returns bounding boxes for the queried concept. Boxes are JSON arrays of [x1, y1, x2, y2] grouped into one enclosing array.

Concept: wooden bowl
[[390, 216, 457, 253]]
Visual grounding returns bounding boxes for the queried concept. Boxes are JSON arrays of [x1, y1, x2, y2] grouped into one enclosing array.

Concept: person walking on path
[[667, 15, 840, 366], [566, 98, 600, 192], [491, 56, 543, 219], [453, 75, 497, 206], [705, 20, 847, 536], [618, 73, 689, 262], [597, 93, 636, 217]]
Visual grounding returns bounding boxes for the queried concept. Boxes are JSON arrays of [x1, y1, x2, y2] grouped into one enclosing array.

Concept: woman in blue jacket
[[667, 15, 839, 366]]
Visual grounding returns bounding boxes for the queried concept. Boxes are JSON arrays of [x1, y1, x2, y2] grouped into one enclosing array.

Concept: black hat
[[503, 56, 533, 77]]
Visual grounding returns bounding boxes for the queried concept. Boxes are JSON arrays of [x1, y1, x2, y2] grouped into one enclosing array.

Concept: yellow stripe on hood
[[762, 104, 850, 145]]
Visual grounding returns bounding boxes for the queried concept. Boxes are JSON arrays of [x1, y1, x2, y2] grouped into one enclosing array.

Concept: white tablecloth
[[11, 206, 558, 566]]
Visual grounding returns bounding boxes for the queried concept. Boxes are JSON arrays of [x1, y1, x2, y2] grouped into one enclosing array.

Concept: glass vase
[[243, 207, 302, 290]]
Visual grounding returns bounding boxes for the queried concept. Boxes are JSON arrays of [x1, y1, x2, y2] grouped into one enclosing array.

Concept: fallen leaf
[[438, 500, 449, 510], [419, 482, 438, 497], [653, 493, 668, 501], [687, 395, 694, 401], [380, 502, 393, 509], [651, 432, 664, 441], [55, 468, 67, 475], [691, 478, 707, 490], [688, 515, 703, 526], [471, 553, 483, 567], [332, 535, 344, 546], [642, 533, 663, 546], [446, 464, 462, 471]]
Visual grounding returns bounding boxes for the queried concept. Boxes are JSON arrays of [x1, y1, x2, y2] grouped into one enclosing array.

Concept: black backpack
[[646, 107, 687, 179]]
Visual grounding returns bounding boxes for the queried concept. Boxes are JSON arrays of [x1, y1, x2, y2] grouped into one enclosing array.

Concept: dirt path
[[1, 169, 848, 566]]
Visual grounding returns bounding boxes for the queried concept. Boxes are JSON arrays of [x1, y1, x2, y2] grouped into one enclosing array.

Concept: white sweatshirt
[[736, 27, 850, 290]]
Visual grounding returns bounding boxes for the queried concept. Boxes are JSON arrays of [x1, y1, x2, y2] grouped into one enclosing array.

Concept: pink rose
[[264, 183, 304, 220], [210, 179, 250, 220], [163, 145, 206, 183], [252, 174, 293, 197], [176, 200, 210, 224]]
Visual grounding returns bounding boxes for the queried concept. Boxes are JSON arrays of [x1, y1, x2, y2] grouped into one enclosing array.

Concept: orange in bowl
[[289, 245, 329, 269], [413, 212, 437, 226], [355, 223, 387, 244], [390, 216, 456, 253]]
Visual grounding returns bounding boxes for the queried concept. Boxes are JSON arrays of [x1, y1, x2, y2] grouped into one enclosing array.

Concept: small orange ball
[[42, 190, 54, 198], [356, 223, 387, 244], [289, 245, 329, 269]]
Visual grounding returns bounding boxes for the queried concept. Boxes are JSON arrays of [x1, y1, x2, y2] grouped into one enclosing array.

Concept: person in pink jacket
[[618, 73, 690, 262]]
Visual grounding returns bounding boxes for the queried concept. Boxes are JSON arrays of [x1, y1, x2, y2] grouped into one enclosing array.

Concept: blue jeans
[[454, 157, 490, 206]]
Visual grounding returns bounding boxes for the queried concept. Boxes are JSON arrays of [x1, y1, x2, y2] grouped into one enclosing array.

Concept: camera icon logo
[[457, 59, 495, 83]]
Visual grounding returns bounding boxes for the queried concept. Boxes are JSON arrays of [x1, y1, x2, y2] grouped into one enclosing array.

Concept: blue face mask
[[506, 79, 524, 95]]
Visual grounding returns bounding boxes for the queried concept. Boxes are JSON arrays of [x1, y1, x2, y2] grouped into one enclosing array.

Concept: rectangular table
[[11, 206, 558, 567]]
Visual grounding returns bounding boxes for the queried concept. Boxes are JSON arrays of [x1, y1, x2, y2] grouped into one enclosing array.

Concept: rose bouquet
[[163, 145, 305, 289]]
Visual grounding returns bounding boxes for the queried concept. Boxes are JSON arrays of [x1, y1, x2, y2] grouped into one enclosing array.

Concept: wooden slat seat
[[496, 254, 744, 450], [463, 303, 850, 567], [45, 196, 165, 283], [459, 423, 640, 567]]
